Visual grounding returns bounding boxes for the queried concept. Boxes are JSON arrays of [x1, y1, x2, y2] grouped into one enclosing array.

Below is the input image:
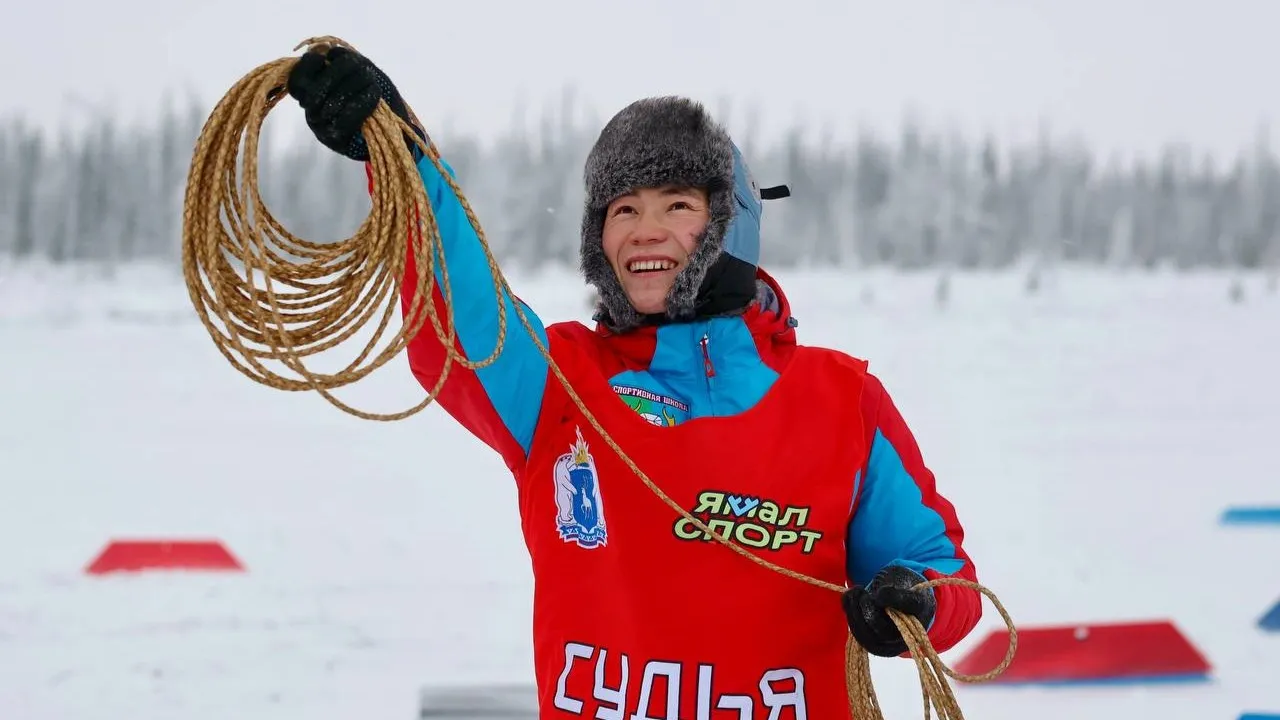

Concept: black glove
[[285, 46, 423, 162], [842, 564, 937, 657]]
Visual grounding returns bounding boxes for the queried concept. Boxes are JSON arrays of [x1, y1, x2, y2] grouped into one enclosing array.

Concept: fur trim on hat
[[578, 96, 738, 333]]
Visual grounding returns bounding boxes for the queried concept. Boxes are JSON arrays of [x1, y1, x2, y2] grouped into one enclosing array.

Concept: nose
[[629, 208, 668, 245]]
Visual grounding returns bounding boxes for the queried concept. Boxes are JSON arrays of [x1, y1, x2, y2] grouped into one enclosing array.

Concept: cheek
[[678, 220, 706, 255], [600, 228, 624, 267]]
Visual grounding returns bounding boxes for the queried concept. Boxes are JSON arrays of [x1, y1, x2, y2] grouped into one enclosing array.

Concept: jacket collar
[[592, 267, 797, 359]]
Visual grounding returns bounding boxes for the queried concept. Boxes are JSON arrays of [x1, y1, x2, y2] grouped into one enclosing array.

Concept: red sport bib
[[517, 326, 870, 719]]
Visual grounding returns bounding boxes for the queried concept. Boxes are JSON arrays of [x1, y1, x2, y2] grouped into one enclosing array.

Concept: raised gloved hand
[[285, 45, 423, 162], [842, 564, 937, 657]]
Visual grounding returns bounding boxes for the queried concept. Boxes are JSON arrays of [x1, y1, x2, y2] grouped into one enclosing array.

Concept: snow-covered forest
[[2, 93, 1278, 274]]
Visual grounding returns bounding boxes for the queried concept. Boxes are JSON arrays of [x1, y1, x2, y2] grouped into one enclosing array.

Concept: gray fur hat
[[579, 96, 743, 333]]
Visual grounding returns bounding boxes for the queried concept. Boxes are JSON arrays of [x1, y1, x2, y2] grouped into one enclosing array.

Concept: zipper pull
[[699, 333, 716, 378]]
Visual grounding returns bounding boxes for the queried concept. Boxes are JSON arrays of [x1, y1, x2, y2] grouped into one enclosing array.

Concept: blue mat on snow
[[1219, 507, 1280, 526], [1260, 598, 1280, 632]]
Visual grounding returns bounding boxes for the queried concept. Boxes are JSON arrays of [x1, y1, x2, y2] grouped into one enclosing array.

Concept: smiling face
[[600, 185, 711, 315]]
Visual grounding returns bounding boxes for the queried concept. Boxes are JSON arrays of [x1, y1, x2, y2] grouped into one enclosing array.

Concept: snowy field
[[1, 262, 1278, 720]]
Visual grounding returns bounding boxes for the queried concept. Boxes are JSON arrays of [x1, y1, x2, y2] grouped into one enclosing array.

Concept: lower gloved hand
[[842, 564, 937, 657], [285, 45, 424, 162]]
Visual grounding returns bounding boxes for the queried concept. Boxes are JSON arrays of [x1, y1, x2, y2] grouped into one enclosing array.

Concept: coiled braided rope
[[180, 36, 1018, 719]]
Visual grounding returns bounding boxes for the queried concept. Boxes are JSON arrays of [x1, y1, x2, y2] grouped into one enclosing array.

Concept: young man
[[288, 47, 982, 719]]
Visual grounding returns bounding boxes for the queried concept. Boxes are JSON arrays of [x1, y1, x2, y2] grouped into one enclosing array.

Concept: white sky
[[6, 0, 1278, 163]]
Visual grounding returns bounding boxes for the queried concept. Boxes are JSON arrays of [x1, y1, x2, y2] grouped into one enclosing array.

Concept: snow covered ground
[[1, 262, 1278, 719]]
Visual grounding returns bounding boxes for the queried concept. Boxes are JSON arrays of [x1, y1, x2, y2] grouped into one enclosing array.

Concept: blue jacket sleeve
[[845, 372, 982, 653], [380, 151, 550, 472]]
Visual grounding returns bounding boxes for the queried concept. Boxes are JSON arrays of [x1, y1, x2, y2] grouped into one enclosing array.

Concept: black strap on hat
[[760, 184, 791, 200]]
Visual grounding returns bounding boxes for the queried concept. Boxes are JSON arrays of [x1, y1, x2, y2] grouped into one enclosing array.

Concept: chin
[[628, 296, 667, 315]]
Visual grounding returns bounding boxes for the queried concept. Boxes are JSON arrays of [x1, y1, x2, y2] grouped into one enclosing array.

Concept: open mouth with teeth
[[626, 259, 678, 274]]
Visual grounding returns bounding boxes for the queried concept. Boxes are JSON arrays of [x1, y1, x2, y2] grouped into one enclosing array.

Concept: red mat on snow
[[952, 619, 1211, 686], [85, 539, 245, 574]]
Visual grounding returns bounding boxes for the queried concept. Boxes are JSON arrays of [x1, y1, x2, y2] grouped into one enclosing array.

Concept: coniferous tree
[[1, 94, 1279, 276]]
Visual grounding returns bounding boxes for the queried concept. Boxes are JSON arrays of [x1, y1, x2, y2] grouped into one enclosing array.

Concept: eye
[[611, 204, 636, 216], [669, 201, 693, 211]]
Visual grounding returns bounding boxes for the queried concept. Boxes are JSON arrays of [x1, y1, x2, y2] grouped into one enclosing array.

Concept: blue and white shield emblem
[[552, 427, 608, 549]]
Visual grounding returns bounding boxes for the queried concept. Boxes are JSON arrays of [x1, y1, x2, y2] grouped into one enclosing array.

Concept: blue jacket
[[384, 151, 982, 652]]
